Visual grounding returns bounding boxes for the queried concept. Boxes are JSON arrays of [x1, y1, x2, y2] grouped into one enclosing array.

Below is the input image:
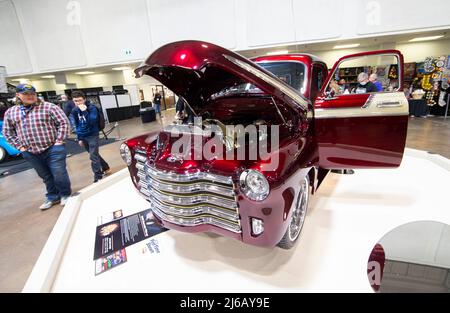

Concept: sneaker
[[94, 175, 103, 183], [103, 168, 112, 176], [39, 199, 60, 210], [60, 196, 70, 206]]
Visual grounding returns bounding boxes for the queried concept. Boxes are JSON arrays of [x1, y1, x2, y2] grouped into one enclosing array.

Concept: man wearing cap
[[3, 84, 72, 210]]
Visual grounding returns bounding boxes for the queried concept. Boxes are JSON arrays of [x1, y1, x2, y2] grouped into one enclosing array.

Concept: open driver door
[[314, 50, 408, 169]]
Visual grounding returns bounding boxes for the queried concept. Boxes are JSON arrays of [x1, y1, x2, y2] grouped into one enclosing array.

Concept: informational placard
[[93, 209, 167, 260], [0, 66, 7, 93]]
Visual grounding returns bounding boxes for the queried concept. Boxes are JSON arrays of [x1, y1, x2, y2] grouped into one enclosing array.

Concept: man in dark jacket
[[61, 94, 76, 132], [153, 91, 162, 118], [70, 91, 110, 182], [354, 72, 378, 94]]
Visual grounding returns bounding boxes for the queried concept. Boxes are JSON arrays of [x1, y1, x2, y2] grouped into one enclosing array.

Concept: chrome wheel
[[288, 176, 309, 242]]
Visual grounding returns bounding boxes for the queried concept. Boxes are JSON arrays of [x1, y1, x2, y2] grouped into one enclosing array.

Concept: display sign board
[[93, 209, 167, 260]]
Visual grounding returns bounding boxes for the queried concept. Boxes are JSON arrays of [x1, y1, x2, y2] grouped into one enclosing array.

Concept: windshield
[[259, 61, 306, 92], [210, 61, 306, 99]]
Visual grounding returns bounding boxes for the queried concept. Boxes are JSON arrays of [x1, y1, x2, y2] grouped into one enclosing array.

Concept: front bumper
[[132, 151, 300, 247], [134, 152, 242, 234]]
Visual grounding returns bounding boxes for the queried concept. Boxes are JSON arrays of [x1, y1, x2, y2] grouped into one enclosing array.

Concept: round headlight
[[239, 169, 270, 201], [120, 143, 132, 166]]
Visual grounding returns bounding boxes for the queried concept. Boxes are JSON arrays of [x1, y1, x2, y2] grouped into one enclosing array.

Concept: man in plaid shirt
[[3, 84, 72, 210]]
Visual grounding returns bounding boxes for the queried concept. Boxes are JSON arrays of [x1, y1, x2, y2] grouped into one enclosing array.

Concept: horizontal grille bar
[[151, 204, 241, 234], [138, 181, 237, 209], [145, 175, 236, 198], [133, 153, 241, 233], [146, 166, 233, 185], [149, 196, 239, 221]]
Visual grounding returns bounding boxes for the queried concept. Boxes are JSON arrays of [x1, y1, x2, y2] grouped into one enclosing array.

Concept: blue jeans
[[22, 144, 72, 201], [154, 103, 161, 114], [81, 134, 105, 180]]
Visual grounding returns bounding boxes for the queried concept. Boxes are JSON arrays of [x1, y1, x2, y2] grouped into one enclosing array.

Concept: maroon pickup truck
[[120, 40, 408, 249]]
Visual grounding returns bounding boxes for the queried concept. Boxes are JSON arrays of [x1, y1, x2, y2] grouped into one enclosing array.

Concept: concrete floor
[[0, 111, 449, 292]]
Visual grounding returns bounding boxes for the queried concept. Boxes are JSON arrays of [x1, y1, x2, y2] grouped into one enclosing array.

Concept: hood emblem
[[167, 154, 184, 163]]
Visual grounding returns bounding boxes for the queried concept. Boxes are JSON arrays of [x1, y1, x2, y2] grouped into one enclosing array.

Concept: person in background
[[354, 72, 378, 94], [175, 96, 185, 121], [329, 80, 341, 96], [369, 73, 383, 92], [70, 91, 110, 183], [186, 104, 195, 124], [61, 94, 76, 132], [153, 91, 163, 118], [403, 83, 412, 99], [3, 84, 72, 210], [443, 85, 450, 110], [0, 101, 8, 120], [338, 78, 350, 94]]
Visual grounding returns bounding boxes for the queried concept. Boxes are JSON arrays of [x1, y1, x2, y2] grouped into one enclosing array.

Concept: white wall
[[0, 0, 33, 74], [397, 40, 450, 63], [1, 0, 450, 76], [81, 72, 124, 88]]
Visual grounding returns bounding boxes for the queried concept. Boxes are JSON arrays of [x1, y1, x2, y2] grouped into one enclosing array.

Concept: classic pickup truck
[[120, 40, 408, 249]]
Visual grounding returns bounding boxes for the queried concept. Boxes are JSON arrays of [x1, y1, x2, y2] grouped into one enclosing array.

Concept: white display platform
[[22, 149, 450, 293]]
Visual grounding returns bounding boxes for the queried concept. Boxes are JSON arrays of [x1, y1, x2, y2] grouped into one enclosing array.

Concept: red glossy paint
[[123, 41, 408, 247], [315, 49, 406, 169], [315, 93, 371, 109], [368, 243, 386, 292], [315, 115, 408, 168], [134, 40, 308, 114]]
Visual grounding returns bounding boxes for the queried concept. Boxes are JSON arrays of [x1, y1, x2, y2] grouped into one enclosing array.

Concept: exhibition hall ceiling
[[6, 29, 449, 84], [2, 0, 450, 77], [238, 30, 449, 58]]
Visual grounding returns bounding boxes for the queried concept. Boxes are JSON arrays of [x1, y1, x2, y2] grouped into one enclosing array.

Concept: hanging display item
[[388, 64, 399, 79], [423, 57, 436, 74], [403, 63, 416, 81], [421, 74, 433, 91]]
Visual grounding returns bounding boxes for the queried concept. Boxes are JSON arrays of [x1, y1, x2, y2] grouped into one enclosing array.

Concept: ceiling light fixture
[[112, 66, 131, 71], [408, 35, 444, 42], [41, 75, 55, 79], [75, 71, 95, 75], [11, 78, 29, 82], [333, 43, 360, 49]]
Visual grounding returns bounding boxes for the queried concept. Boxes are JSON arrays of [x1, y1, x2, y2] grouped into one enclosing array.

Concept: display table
[[106, 106, 140, 122], [140, 107, 156, 123], [22, 149, 450, 292], [408, 99, 428, 117]]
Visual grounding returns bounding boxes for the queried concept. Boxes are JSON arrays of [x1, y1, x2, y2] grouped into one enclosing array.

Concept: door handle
[[324, 97, 338, 101], [376, 101, 402, 108]]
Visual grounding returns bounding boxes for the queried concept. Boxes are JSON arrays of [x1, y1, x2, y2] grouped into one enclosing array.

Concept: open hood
[[135, 40, 308, 111]]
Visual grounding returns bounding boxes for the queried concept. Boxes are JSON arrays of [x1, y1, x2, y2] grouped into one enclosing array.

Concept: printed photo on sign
[[95, 248, 127, 276], [97, 209, 123, 225]]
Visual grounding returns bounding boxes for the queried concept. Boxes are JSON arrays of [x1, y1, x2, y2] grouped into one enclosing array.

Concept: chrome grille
[[134, 152, 241, 233]]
